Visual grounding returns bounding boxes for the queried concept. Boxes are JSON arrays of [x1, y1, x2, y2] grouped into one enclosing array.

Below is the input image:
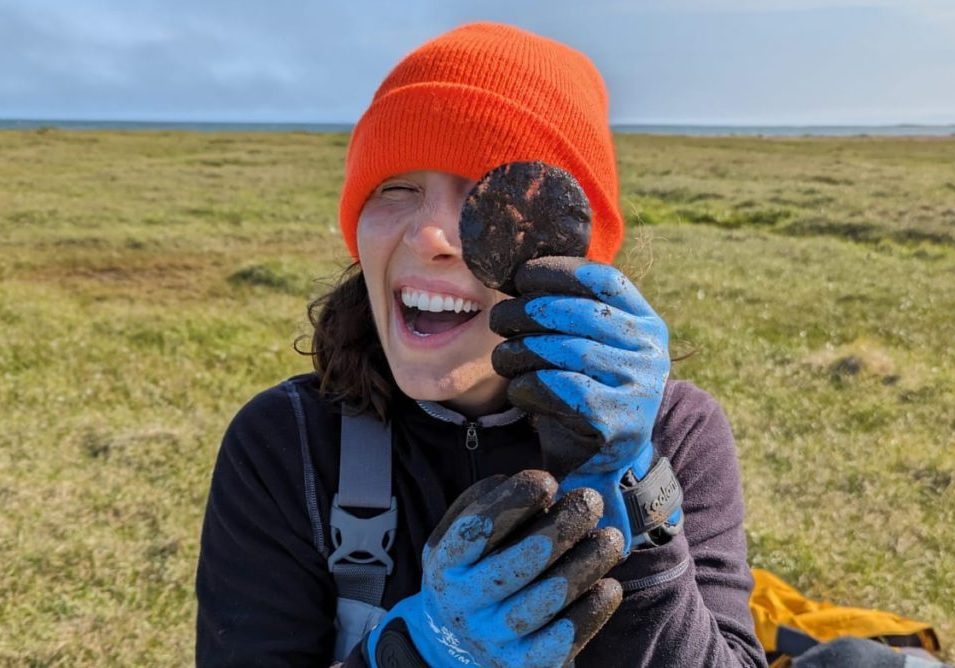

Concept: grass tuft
[[802, 337, 898, 383], [228, 260, 315, 296]]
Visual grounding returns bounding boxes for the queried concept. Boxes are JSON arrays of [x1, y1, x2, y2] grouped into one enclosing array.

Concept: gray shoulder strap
[[285, 383, 395, 662], [338, 411, 393, 509], [329, 409, 397, 609]]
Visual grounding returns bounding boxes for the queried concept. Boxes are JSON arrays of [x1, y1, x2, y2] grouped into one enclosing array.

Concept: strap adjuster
[[622, 456, 683, 538], [328, 493, 398, 575]]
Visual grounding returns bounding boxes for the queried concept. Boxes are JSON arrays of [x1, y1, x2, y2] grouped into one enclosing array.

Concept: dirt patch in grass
[[802, 337, 898, 383], [806, 174, 854, 186], [19, 253, 221, 300], [228, 260, 314, 296], [893, 227, 955, 246], [783, 217, 882, 242], [632, 186, 724, 203], [674, 206, 791, 229], [731, 208, 790, 227]]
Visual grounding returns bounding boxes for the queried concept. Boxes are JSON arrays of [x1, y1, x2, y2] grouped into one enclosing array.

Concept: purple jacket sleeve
[[575, 380, 767, 667]]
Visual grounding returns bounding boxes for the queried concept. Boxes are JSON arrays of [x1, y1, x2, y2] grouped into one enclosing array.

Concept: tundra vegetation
[[1, 129, 953, 664]]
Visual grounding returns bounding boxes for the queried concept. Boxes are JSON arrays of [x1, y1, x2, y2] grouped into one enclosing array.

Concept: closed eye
[[376, 176, 419, 191], [373, 183, 421, 202]]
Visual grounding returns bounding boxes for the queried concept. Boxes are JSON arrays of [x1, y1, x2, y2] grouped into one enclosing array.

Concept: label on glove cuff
[[622, 457, 683, 536]]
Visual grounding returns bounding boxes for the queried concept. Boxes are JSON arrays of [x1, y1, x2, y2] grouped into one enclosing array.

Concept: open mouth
[[397, 287, 482, 336]]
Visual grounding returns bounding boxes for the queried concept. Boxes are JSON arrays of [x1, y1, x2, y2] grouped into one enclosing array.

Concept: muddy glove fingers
[[494, 526, 623, 641], [493, 335, 667, 465], [552, 578, 624, 666], [425, 469, 557, 570], [491, 294, 650, 349], [510, 256, 641, 307], [465, 487, 605, 608], [491, 254, 666, 348], [492, 254, 662, 326], [508, 369, 656, 471], [499, 577, 623, 668], [494, 334, 646, 386], [492, 577, 623, 668], [422, 474, 506, 562]]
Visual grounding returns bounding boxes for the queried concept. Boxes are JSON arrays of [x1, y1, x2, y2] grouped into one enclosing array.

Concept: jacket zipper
[[465, 422, 479, 450], [465, 421, 479, 483], [414, 400, 526, 485]]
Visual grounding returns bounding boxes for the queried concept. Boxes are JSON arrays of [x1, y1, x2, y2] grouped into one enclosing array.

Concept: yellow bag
[[749, 568, 941, 666]]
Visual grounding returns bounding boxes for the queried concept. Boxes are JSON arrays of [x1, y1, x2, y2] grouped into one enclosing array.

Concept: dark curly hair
[[295, 263, 396, 422]]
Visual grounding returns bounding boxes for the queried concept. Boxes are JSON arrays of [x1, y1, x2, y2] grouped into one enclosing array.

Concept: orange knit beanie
[[339, 21, 623, 264]]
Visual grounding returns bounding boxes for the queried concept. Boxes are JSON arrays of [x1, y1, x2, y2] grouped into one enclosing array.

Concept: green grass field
[[1, 129, 953, 665]]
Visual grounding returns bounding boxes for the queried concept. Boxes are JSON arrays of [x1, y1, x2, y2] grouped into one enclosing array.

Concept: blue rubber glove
[[364, 470, 623, 668], [490, 256, 683, 552]]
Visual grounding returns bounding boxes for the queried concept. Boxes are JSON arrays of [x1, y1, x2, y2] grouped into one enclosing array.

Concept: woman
[[196, 22, 766, 667]]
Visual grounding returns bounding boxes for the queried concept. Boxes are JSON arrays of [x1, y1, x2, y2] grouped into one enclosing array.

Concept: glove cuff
[[621, 457, 684, 547], [560, 454, 683, 552], [367, 617, 428, 668]]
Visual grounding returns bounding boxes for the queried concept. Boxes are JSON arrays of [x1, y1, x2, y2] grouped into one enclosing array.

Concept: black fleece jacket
[[195, 373, 767, 667]]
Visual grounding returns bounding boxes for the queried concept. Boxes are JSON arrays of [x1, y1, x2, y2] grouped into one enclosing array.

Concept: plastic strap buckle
[[328, 493, 398, 575], [622, 456, 683, 538]]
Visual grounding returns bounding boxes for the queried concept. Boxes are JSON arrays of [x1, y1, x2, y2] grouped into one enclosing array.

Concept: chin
[[394, 371, 469, 402], [393, 364, 507, 410]]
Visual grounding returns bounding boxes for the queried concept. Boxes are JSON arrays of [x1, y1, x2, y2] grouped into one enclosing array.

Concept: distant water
[[614, 123, 955, 137], [0, 119, 353, 133], [2, 118, 954, 137]]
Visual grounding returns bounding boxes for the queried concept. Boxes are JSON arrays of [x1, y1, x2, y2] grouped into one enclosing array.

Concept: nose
[[403, 220, 459, 262], [402, 175, 470, 263]]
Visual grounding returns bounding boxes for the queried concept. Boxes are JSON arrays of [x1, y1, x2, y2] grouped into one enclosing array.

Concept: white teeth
[[398, 287, 480, 314]]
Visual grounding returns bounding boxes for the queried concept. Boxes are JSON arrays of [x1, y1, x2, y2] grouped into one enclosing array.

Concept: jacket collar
[[414, 400, 526, 428]]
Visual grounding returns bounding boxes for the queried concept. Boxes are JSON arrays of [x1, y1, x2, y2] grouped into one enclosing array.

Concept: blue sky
[[2, 0, 954, 125]]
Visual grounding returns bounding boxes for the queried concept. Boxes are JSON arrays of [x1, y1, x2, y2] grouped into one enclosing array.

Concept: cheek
[[357, 223, 391, 328], [357, 208, 397, 264], [357, 208, 404, 271], [356, 220, 379, 269]]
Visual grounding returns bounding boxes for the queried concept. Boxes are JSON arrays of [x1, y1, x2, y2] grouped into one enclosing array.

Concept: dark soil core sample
[[460, 161, 592, 295]]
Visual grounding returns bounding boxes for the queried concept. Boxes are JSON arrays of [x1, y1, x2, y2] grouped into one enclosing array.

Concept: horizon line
[[3, 116, 955, 129]]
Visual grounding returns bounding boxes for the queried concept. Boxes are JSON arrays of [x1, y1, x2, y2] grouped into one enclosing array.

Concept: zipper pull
[[465, 422, 479, 450]]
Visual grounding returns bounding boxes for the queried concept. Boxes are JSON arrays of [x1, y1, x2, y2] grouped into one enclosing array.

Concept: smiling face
[[357, 170, 510, 417]]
